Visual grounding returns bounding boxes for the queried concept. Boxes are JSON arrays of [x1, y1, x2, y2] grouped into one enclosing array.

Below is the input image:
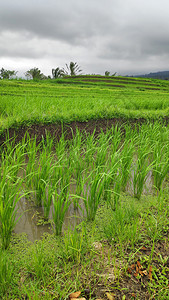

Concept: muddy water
[[14, 197, 52, 242], [14, 196, 85, 242], [13, 153, 154, 242], [14, 169, 154, 242]]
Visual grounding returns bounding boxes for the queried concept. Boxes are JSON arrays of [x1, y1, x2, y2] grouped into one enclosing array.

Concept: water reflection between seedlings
[[14, 196, 84, 242]]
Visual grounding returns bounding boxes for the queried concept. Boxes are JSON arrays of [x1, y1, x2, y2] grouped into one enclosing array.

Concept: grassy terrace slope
[[1, 75, 169, 133]]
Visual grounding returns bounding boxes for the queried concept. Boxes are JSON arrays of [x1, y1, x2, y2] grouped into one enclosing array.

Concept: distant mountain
[[135, 71, 169, 80]]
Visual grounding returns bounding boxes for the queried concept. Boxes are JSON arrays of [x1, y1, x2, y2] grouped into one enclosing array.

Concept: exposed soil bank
[[1, 117, 167, 146]]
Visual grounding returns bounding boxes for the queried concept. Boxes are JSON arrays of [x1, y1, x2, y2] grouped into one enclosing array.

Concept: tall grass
[[0, 249, 14, 295], [43, 180, 55, 220], [1, 138, 25, 182], [31, 150, 54, 207], [103, 198, 141, 247], [25, 135, 39, 191], [103, 152, 120, 208], [62, 224, 89, 264], [82, 168, 105, 221], [52, 184, 71, 235], [133, 127, 152, 199], [152, 141, 169, 191], [0, 160, 23, 249], [120, 135, 135, 191]]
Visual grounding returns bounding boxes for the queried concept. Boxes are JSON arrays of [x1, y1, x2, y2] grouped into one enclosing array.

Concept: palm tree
[[63, 62, 82, 76], [25, 68, 44, 80], [105, 71, 110, 76], [52, 67, 64, 79]]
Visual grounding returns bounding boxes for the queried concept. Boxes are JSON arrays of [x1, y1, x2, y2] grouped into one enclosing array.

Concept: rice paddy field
[[0, 76, 169, 299], [1, 75, 169, 132]]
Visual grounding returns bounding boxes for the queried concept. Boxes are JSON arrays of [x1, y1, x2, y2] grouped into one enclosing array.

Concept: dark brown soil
[[0, 118, 150, 146], [1, 117, 169, 148]]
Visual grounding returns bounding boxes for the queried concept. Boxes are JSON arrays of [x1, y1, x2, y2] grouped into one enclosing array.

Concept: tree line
[[0, 62, 82, 80], [0, 62, 116, 80]]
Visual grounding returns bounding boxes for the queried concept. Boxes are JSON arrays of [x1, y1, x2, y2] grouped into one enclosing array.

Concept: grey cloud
[[0, 32, 47, 58], [1, 0, 169, 75], [0, 0, 118, 45]]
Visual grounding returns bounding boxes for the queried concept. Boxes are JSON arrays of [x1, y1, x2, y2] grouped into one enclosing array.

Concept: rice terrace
[[0, 75, 169, 299]]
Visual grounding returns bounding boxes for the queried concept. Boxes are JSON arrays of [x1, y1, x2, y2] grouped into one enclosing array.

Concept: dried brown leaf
[[136, 265, 139, 273], [105, 292, 115, 300], [141, 246, 147, 251], [149, 266, 153, 281], [137, 261, 142, 269], [127, 267, 132, 274], [69, 291, 81, 298], [142, 270, 148, 276], [70, 298, 86, 300]]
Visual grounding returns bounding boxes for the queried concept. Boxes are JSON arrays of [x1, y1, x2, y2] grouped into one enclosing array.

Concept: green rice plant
[[103, 149, 120, 205], [55, 132, 68, 160], [52, 157, 64, 184], [0, 249, 14, 296], [83, 129, 97, 169], [52, 185, 71, 235], [0, 176, 22, 249], [43, 171, 62, 220], [120, 137, 135, 191], [68, 143, 84, 184], [71, 176, 84, 210], [31, 150, 54, 206], [69, 127, 83, 150], [111, 172, 122, 211], [110, 124, 122, 154], [41, 131, 54, 154], [95, 130, 111, 171], [43, 180, 54, 220], [133, 156, 151, 200], [51, 156, 72, 216], [59, 163, 72, 197], [147, 121, 169, 145], [152, 141, 169, 191], [67, 137, 87, 209], [1, 141, 25, 183], [133, 132, 152, 199], [25, 135, 39, 191], [82, 168, 105, 221]]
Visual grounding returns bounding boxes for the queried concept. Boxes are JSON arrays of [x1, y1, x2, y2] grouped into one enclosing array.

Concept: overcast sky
[[0, 0, 169, 77]]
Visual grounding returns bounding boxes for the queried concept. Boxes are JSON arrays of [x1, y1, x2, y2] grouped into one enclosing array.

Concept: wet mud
[[0, 118, 156, 146]]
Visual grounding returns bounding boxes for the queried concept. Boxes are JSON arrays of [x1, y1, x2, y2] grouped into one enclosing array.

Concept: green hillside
[[0, 75, 169, 133]]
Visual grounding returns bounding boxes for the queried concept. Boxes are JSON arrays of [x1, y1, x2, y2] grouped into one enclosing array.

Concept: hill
[[135, 70, 169, 80]]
